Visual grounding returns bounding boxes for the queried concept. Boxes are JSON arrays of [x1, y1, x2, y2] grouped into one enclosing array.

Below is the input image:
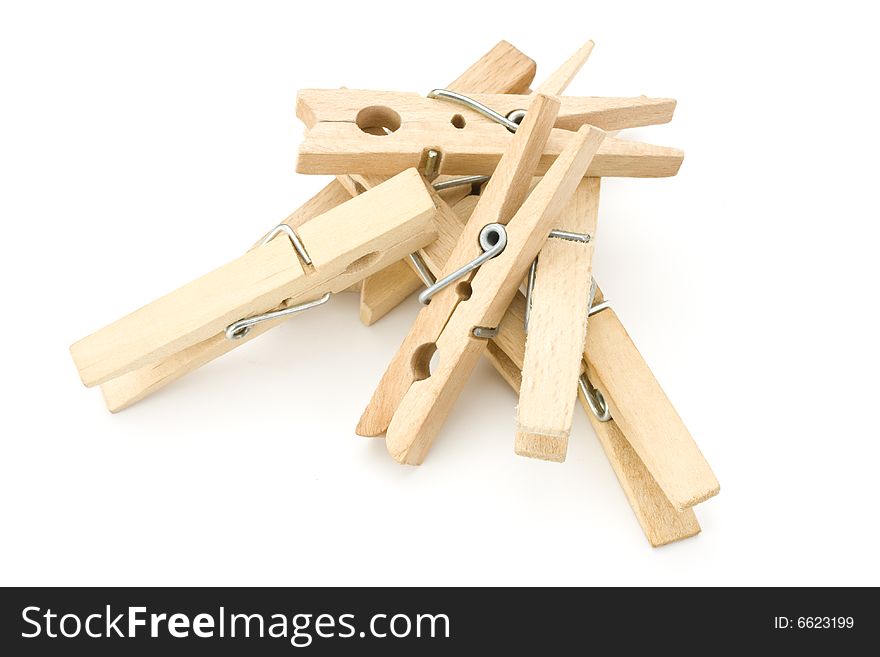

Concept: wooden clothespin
[[513, 40, 607, 463], [580, 285, 720, 510], [354, 40, 539, 326], [295, 89, 679, 179], [358, 91, 606, 464], [70, 169, 438, 397], [485, 340, 702, 547], [514, 178, 600, 461], [96, 179, 354, 411]]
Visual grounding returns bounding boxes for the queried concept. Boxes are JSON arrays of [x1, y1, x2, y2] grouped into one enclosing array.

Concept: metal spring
[[418, 223, 508, 305], [427, 89, 525, 133], [224, 224, 328, 340]]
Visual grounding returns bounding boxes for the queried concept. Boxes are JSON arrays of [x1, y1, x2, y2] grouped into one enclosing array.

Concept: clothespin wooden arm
[[484, 341, 701, 547], [356, 93, 562, 439], [535, 40, 594, 95], [71, 169, 438, 389], [296, 126, 681, 179], [72, 236, 305, 388], [384, 124, 607, 464], [507, 41, 604, 461], [98, 179, 354, 412], [583, 292, 720, 510], [515, 177, 600, 462], [446, 40, 536, 94], [493, 277, 719, 510], [297, 89, 676, 133]]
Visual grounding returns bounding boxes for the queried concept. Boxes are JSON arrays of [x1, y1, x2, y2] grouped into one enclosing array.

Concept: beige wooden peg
[[357, 93, 563, 439], [386, 125, 606, 464], [578, 362, 702, 547], [72, 169, 437, 393], [297, 90, 675, 135], [446, 40, 536, 95], [296, 89, 679, 179], [358, 259, 422, 326], [485, 341, 701, 547], [298, 125, 679, 179], [512, 41, 601, 461], [352, 40, 539, 326], [485, 270, 706, 543], [99, 179, 354, 411], [536, 40, 595, 95], [72, 235, 306, 388], [584, 300, 720, 510], [493, 275, 719, 510], [515, 177, 600, 461]]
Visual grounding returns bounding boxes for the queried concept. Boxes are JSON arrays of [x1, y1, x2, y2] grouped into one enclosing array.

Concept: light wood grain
[[515, 178, 600, 461], [297, 90, 675, 134], [584, 305, 720, 510], [356, 94, 562, 438], [250, 179, 353, 249], [512, 40, 601, 449], [296, 85, 678, 177], [499, 39, 603, 453], [447, 40, 536, 94], [359, 260, 423, 325], [297, 124, 681, 179], [485, 341, 701, 547], [352, 41, 539, 326], [536, 40, 595, 95], [74, 169, 437, 390], [579, 377, 702, 547], [384, 124, 606, 464], [493, 275, 718, 511], [72, 237, 306, 387], [98, 179, 353, 410]]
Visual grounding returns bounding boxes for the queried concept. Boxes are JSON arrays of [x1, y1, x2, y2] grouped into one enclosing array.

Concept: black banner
[[0, 587, 872, 654]]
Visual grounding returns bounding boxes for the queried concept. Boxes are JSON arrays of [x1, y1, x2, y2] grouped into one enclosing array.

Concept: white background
[[1, 1, 878, 586]]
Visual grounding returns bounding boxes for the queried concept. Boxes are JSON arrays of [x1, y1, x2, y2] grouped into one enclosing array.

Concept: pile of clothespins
[[71, 40, 719, 547]]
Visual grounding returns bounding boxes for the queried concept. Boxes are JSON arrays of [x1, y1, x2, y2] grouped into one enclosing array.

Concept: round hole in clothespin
[[356, 106, 401, 136], [411, 343, 438, 381], [451, 114, 466, 129]]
